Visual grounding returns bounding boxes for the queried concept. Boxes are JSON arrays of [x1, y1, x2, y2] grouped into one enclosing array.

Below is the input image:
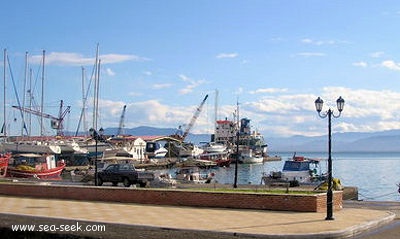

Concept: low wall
[[0, 183, 342, 212]]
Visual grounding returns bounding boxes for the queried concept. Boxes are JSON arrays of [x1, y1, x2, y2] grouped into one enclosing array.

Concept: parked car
[[97, 163, 154, 187]]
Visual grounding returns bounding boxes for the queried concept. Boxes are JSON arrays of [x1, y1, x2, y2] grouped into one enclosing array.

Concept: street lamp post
[[314, 96, 344, 220], [90, 127, 104, 186]]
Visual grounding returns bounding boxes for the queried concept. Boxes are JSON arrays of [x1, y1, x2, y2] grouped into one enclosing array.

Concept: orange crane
[[12, 100, 71, 136]]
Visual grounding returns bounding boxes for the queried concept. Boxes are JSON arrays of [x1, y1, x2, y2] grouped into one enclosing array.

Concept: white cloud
[[249, 88, 288, 94], [82, 87, 400, 137], [30, 51, 148, 66], [300, 38, 346, 46], [216, 53, 238, 59], [102, 99, 211, 133], [381, 60, 400, 71], [370, 51, 384, 58], [178, 74, 206, 95], [237, 87, 400, 137], [352, 61, 368, 68], [295, 52, 326, 57], [153, 83, 172, 89], [105, 68, 115, 76]]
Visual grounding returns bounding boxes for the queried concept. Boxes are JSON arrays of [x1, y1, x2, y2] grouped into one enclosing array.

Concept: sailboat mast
[[40, 50, 45, 136], [81, 67, 87, 133], [21, 52, 28, 136], [93, 44, 99, 130], [28, 68, 32, 136], [2, 49, 6, 137], [214, 89, 218, 137], [95, 59, 101, 130]]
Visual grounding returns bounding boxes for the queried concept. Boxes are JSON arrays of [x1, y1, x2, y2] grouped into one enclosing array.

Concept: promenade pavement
[[0, 195, 396, 239]]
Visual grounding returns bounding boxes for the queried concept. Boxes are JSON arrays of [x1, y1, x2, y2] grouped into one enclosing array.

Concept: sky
[[2, 0, 400, 138]]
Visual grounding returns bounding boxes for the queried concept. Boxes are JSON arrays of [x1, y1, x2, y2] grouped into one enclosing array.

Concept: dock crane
[[12, 100, 71, 136], [117, 105, 127, 136], [180, 94, 208, 141]]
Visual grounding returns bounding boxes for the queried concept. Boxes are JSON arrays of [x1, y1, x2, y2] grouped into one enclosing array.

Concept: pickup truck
[[97, 163, 154, 187]]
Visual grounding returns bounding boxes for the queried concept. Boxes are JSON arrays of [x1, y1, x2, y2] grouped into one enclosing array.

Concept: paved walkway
[[0, 195, 395, 238]]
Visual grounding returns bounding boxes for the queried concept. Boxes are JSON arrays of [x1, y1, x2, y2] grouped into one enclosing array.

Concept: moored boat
[[237, 147, 264, 164], [2, 141, 61, 154], [199, 151, 231, 167], [7, 153, 66, 179], [262, 154, 326, 186], [175, 166, 215, 183], [0, 152, 11, 177], [145, 141, 168, 158], [201, 142, 227, 153]]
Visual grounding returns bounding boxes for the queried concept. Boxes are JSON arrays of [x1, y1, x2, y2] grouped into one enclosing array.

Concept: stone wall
[[0, 183, 342, 212]]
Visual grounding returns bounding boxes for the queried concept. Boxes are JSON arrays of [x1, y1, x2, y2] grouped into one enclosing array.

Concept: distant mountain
[[267, 130, 400, 153], [107, 126, 177, 136], [100, 126, 400, 153]]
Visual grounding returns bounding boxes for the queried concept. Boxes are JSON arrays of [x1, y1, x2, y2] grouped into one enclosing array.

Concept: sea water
[[206, 152, 400, 202]]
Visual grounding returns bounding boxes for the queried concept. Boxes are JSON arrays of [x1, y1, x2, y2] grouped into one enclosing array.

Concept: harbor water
[[158, 152, 400, 202]]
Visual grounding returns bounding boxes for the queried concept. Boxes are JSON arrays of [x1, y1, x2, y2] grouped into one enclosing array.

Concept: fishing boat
[[7, 153, 66, 179], [0, 153, 11, 177], [261, 154, 326, 186]]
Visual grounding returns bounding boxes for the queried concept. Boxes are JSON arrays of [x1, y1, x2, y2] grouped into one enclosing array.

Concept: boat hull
[[0, 153, 11, 177], [7, 163, 65, 179]]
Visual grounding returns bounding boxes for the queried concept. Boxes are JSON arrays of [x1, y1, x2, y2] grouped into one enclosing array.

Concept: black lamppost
[[90, 127, 104, 186], [315, 96, 344, 220], [233, 131, 239, 188]]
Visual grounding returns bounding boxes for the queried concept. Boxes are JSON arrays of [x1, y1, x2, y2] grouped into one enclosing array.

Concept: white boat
[[2, 141, 61, 154], [201, 142, 227, 153], [175, 166, 214, 183], [262, 154, 326, 186], [164, 142, 204, 158], [179, 143, 204, 157], [55, 140, 88, 154], [238, 148, 263, 164], [145, 141, 168, 158], [77, 138, 115, 155]]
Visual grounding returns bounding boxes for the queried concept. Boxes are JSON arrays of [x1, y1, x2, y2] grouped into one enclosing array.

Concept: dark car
[[97, 163, 154, 187]]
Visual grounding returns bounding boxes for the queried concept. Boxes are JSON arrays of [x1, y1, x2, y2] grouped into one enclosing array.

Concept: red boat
[[7, 153, 65, 179], [199, 152, 231, 167], [0, 153, 11, 177]]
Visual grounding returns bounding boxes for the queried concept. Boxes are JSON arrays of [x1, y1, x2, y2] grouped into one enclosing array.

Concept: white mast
[[93, 44, 99, 130], [28, 68, 32, 136], [2, 49, 6, 137], [214, 89, 218, 138], [40, 50, 45, 136], [21, 52, 28, 136], [95, 59, 101, 130], [81, 67, 87, 134]]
